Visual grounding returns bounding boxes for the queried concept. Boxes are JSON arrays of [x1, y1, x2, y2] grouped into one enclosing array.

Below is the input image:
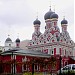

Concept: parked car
[[57, 64, 75, 74]]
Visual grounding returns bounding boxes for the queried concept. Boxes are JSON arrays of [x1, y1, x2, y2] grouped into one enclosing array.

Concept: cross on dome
[[36, 11, 38, 19], [49, 0, 51, 10]]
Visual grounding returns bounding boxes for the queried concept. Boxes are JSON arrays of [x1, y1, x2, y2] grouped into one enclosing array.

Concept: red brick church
[[0, 6, 75, 74]]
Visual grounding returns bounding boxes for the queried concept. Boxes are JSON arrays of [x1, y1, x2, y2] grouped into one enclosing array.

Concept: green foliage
[[58, 70, 75, 75], [23, 72, 32, 75], [23, 72, 52, 75]]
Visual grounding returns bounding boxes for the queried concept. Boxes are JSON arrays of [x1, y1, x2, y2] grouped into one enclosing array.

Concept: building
[[0, 46, 3, 52], [27, 7, 75, 66], [20, 40, 30, 50], [0, 6, 75, 74]]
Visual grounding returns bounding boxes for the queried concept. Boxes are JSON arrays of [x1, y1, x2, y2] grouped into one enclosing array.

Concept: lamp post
[[32, 62, 34, 75], [32, 58, 34, 75], [59, 55, 62, 74], [11, 51, 15, 75], [44, 58, 48, 75], [13, 55, 15, 74], [12, 52, 13, 75]]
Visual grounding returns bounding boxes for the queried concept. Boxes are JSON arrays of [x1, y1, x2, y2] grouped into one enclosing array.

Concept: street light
[[44, 58, 48, 75], [32, 58, 34, 75], [11, 52, 13, 75], [11, 51, 16, 75], [59, 55, 62, 74]]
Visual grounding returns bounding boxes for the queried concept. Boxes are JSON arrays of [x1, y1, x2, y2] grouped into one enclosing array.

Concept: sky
[[0, 0, 74, 46]]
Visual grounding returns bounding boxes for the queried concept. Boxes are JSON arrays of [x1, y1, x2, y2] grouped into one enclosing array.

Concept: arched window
[[9, 44, 11, 46]]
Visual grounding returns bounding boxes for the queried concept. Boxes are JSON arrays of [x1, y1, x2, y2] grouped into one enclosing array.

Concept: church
[[0, 6, 75, 74]]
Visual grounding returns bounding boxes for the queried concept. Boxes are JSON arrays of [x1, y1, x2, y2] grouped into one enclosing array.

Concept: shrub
[[23, 72, 32, 75], [58, 70, 75, 75]]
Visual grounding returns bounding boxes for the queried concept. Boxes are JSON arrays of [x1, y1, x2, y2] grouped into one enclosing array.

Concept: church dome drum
[[33, 19, 41, 25], [16, 38, 20, 43], [44, 9, 54, 20], [61, 19, 68, 24], [5, 38, 12, 42], [50, 13, 58, 19]]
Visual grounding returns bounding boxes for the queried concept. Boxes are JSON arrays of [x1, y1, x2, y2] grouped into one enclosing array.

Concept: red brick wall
[[3, 55, 11, 73], [16, 55, 23, 73]]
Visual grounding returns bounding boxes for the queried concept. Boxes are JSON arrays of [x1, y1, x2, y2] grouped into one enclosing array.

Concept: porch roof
[[1, 48, 51, 58]]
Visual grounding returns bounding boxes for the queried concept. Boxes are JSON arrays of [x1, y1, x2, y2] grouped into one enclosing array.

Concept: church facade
[[28, 7, 75, 66]]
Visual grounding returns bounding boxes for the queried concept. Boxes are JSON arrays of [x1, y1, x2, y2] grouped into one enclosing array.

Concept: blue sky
[[0, 0, 74, 46]]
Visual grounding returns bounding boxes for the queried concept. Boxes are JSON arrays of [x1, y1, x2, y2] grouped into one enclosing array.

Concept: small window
[[57, 37, 60, 41], [9, 44, 11, 46], [35, 65, 37, 70], [64, 39, 66, 41], [52, 50, 54, 54], [45, 26, 46, 29], [52, 51, 53, 54], [24, 64, 27, 70]]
